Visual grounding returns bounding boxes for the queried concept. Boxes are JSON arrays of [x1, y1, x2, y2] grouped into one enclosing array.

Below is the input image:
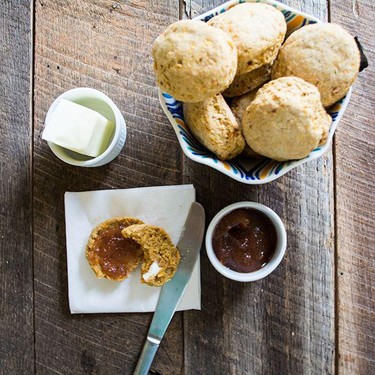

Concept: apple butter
[[90, 223, 143, 280], [212, 208, 277, 273]]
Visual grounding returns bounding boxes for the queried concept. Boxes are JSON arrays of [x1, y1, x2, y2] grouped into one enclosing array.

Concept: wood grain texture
[[1, 0, 372, 373], [182, 1, 335, 374], [33, 0, 182, 373], [329, 1, 375, 373], [0, 1, 34, 373]]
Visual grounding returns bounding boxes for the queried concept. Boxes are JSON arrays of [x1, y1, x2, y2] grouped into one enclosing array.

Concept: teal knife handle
[[133, 339, 159, 375]]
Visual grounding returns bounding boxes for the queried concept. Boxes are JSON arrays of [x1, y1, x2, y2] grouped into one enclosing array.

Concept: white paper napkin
[[64, 184, 200, 314]]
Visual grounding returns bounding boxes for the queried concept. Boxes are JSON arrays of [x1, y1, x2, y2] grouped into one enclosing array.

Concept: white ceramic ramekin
[[205, 202, 287, 282], [44, 87, 126, 167]]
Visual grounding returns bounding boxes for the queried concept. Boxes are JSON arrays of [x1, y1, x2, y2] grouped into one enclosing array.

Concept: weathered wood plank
[[329, 0, 375, 373], [182, 1, 335, 374], [33, 0, 182, 373], [0, 0, 34, 373]]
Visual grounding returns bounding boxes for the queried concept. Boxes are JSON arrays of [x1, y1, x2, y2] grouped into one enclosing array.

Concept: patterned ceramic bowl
[[159, 0, 352, 184]]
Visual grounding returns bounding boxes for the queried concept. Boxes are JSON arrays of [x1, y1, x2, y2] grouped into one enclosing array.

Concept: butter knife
[[133, 202, 205, 375]]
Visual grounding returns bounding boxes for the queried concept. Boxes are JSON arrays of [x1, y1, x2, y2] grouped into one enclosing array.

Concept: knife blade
[[133, 202, 205, 375]]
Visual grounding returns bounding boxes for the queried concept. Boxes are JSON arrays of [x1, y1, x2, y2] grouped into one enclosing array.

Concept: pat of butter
[[143, 262, 161, 282], [42, 99, 115, 157]]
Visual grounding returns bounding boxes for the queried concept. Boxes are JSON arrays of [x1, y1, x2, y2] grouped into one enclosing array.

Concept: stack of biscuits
[[152, 3, 360, 162]]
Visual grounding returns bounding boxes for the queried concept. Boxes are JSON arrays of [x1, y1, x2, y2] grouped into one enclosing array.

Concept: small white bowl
[[205, 202, 287, 282], [44, 87, 127, 167]]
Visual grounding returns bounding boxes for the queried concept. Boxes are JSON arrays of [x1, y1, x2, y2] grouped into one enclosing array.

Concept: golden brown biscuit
[[230, 90, 261, 158], [122, 224, 180, 287], [230, 90, 258, 125], [152, 20, 237, 103], [86, 217, 144, 281], [223, 65, 271, 98], [208, 3, 286, 75], [272, 23, 360, 107], [242, 77, 332, 161], [183, 94, 245, 160]]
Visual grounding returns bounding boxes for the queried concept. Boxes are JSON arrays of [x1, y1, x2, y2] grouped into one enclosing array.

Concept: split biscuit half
[[122, 224, 181, 287], [86, 217, 144, 282]]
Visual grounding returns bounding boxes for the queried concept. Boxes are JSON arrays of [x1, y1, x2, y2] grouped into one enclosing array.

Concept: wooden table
[[1, 0, 374, 374]]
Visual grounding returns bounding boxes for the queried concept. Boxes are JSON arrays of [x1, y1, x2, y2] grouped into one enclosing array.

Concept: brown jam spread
[[212, 208, 277, 273], [93, 224, 142, 280]]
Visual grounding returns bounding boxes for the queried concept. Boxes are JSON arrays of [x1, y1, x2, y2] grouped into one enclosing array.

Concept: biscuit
[[272, 23, 360, 107], [122, 224, 180, 287], [208, 3, 286, 75], [152, 20, 237, 103], [86, 217, 144, 281], [183, 94, 245, 160], [223, 64, 271, 98], [230, 90, 258, 125], [230, 90, 261, 158], [242, 77, 332, 161]]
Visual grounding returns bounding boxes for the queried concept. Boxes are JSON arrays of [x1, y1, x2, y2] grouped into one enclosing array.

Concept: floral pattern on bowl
[[158, 0, 352, 184]]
